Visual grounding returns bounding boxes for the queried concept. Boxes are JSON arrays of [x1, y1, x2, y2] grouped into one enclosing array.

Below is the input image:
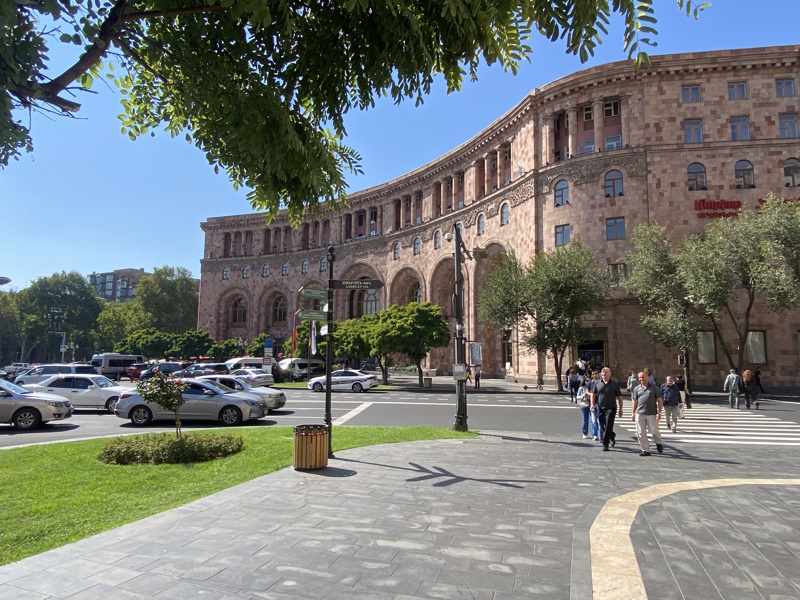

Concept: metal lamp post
[[325, 246, 335, 457], [446, 226, 469, 432], [235, 337, 247, 356], [68, 342, 78, 362]]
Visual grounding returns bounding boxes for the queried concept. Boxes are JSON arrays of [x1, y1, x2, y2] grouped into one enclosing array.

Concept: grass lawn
[[0, 426, 475, 566]]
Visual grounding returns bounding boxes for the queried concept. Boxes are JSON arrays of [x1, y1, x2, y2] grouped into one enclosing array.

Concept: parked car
[[292, 365, 326, 382], [307, 369, 377, 393], [0, 379, 73, 430], [14, 364, 98, 387], [196, 375, 285, 412], [114, 378, 270, 426], [139, 362, 191, 380], [0, 370, 12, 381], [24, 374, 128, 412], [173, 363, 230, 378], [125, 362, 153, 381], [230, 368, 274, 387], [3, 362, 31, 375]]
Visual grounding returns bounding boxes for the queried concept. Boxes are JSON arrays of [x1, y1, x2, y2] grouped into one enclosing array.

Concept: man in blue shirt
[[632, 371, 664, 456], [660, 375, 682, 433]]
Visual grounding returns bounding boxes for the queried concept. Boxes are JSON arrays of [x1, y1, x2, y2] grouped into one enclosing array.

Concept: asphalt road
[[2, 379, 799, 449]]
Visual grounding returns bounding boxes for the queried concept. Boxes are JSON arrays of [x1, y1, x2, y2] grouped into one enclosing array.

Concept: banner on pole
[[311, 321, 317, 356]]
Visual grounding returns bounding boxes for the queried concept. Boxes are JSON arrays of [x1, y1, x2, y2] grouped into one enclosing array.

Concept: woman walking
[[742, 369, 759, 409]]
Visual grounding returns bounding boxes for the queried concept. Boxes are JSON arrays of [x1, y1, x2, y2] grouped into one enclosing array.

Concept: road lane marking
[[333, 402, 373, 425]]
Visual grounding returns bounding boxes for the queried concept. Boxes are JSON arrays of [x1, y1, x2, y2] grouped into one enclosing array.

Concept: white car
[[24, 374, 128, 412], [307, 369, 377, 393], [230, 368, 274, 387], [114, 378, 270, 426], [197, 375, 285, 411]]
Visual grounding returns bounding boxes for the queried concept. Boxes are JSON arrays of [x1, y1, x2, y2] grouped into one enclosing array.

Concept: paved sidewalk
[[2, 429, 800, 599]]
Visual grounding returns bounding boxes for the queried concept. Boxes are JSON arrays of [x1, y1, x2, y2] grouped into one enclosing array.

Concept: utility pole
[[451, 225, 468, 432]]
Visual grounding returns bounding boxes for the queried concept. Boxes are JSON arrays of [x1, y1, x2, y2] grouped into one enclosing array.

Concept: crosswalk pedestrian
[[616, 403, 800, 446]]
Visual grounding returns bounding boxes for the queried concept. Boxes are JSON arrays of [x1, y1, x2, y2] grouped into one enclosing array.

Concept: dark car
[[292, 366, 326, 381], [125, 362, 153, 381], [139, 362, 191, 380], [173, 363, 230, 378], [0, 370, 12, 381]]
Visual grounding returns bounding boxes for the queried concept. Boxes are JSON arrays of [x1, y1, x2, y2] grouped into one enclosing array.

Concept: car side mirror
[[203, 390, 216, 396]]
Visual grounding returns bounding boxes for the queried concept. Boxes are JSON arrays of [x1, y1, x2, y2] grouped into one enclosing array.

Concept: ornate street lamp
[[324, 246, 335, 457]]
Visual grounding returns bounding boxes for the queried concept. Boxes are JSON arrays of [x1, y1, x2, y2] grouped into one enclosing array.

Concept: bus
[[91, 353, 146, 381]]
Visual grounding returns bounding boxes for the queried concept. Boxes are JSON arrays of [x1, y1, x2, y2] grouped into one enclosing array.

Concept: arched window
[[604, 170, 623, 197], [272, 296, 287, 322], [413, 237, 421, 255], [409, 282, 422, 304], [500, 203, 510, 225], [477, 214, 486, 235], [261, 264, 270, 277], [393, 243, 400, 260], [222, 267, 230, 280], [232, 298, 247, 323], [784, 158, 800, 187], [554, 180, 569, 206], [434, 230, 442, 249], [320, 256, 327, 272], [242, 265, 250, 279], [352, 289, 380, 317], [687, 163, 707, 190], [281, 262, 289, 276], [301, 260, 309, 274], [735, 160, 755, 188]]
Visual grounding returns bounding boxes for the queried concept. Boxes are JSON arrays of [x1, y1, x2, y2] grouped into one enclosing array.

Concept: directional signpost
[[331, 279, 384, 290], [297, 309, 329, 321], [300, 286, 328, 300]]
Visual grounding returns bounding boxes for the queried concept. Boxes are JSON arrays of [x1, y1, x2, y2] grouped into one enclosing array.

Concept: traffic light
[[678, 354, 686, 366]]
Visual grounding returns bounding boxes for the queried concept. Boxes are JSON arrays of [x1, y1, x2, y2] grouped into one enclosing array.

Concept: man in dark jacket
[[590, 367, 623, 451], [660, 376, 682, 433]]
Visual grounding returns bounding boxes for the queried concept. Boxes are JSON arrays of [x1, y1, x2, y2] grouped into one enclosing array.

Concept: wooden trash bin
[[423, 377, 432, 388], [293, 424, 329, 470]]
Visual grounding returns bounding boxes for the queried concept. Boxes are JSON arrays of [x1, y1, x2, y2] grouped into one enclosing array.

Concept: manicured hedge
[[99, 432, 244, 465]]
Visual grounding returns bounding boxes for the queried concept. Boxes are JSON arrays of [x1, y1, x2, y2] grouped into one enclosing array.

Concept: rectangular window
[[684, 119, 703, 143], [731, 116, 750, 141], [746, 331, 766, 364], [608, 263, 628, 285], [682, 85, 701, 103], [697, 331, 716, 364], [776, 79, 795, 97], [728, 82, 747, 100], [555, 224, 570, 247], [604, 100, 620, 117], [584, 140, 595, 154], [583, 106, 593, 121], [779, 114, 799, 139], [606, 217, 625, 240], [357, 213, 364, 227], [605, 135, 622, 150]]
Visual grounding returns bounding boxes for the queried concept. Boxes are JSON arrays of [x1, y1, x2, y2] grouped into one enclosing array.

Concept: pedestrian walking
[[474, 364, 481, 389], [755, 369, 765, 394], [590, 367, 623, 451], [626, 370, 637, 397], [632, 371, 664, 456], [568, 368, 581, 402], [742, 369, 759, 409], [723, 368, 744, 409], [675, 373, 691, 409], [465, 365, 472, 384], [577, 379, 591, 439], [660, 375, 682, 432], [588, 370, 601, 441]]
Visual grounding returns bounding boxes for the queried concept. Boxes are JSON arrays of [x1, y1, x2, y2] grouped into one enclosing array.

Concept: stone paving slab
[[1, 430, 799, 599]]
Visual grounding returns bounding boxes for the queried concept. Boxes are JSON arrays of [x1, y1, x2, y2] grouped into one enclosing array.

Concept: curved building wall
[[199, 45, 800, 388]]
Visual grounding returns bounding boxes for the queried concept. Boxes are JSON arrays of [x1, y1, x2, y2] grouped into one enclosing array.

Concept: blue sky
[[1, 1, 797, 290]]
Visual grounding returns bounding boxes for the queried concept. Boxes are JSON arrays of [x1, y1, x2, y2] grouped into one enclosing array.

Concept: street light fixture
[[324, 246, 336, 457], [234, 337, 247, 356]]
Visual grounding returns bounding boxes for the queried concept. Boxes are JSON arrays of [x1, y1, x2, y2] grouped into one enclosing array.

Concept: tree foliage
[[171, 330, 214, 359], [134, 266, 198, 334], [3, 0, 706, 220], [115, 327, 174, 358], [478, 241, 605, 391], [208, 338, 240, 361], [94, 299, 149, 353], [136, 372, 187, 438]]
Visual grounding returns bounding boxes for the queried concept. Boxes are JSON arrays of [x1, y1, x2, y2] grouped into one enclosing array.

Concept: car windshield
[[246, 369, 267, 375], [91, 376, 117, 388], [0, 380, 31, 394], [232, 378, 253, 389]]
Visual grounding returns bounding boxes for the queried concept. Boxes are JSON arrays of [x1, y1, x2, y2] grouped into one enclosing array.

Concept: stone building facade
[[199, 45, 800, 388]]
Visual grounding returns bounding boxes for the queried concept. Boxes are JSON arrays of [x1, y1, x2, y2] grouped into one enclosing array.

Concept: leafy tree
[[3, 1, 705, 219], [478, 241, 605, 391], [682, 196, 800, 371], [245, 333, 270, 358], [208, 339, 239, 361], [136, 372, 187, 438], [115, 327, 174, 358], [171, 330, 214, 360], [134, 267, 199, 334], [378, 303, 450, 387], [336, 318, 373, 363], [94, 299, 149, 353]]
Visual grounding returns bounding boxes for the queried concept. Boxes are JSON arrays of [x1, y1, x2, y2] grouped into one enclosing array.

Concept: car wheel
[[220, 406, 242, 426], [130, 406, 153, 426], [312, 382, 323, 392], [105, 397, 119, 412], [352, 382, 363, 393], [12, 408, 41, 430], [16, 380, 25, 386]]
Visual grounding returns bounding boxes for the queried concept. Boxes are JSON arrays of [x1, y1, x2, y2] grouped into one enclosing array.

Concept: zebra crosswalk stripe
[[617, 404, 800, 446]]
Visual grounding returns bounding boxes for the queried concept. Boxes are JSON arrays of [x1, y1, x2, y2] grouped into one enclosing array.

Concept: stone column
[[567, 107, 578, 159], [593, 99, 604, 152], [484, 153, 493, 194], [399, 197, 407, 229], [497, 146, 506, 188], [438, 181, 445, 215]]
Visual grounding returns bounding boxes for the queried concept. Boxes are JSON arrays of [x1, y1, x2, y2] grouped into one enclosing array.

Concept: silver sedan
[[0, 379, 74, 430], [196, 375, 285, 411], [230, 368, 274, 387], [114, 379, 269, 426]]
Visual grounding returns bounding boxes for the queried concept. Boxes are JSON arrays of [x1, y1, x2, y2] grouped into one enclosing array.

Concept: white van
[[225, 356, 273, 372], [277, 358, 324, 379], [91, 353, 146, 380]]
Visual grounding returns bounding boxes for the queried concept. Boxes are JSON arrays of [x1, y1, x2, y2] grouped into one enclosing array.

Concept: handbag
[[579, 400, 590, 408], [678, 404, 685, 419]]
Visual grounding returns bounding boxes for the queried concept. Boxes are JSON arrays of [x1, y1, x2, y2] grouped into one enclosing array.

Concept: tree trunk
[[174, 411, 182, 439], [379, 357, 389, 385], [554, 354, 563, 392], [416, 360, 423, 387]]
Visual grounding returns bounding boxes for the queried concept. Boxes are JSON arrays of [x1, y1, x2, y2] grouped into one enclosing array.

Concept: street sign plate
[[298, 309, 329, 320], [332, 279, 384, 290], [320, 324, 329, 336], [299, 286, 328, 300]]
